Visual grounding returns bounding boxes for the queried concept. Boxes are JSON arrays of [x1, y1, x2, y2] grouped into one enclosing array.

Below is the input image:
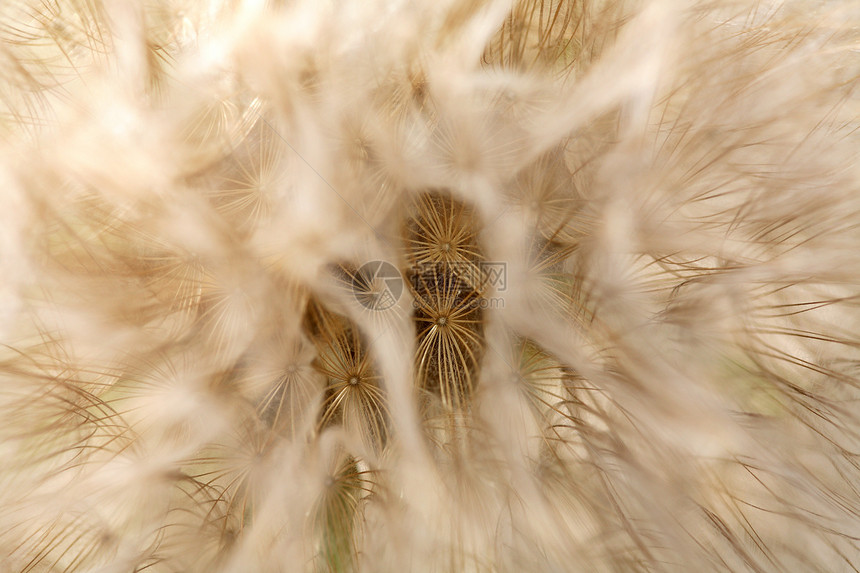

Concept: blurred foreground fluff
[[1, 0, 859, 571]]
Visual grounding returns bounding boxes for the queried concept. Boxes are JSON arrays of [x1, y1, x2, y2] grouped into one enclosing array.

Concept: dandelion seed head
[[2, 0, 860, 571]]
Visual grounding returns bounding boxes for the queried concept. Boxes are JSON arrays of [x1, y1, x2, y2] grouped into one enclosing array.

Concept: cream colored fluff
[[0, 1, 858, 571]]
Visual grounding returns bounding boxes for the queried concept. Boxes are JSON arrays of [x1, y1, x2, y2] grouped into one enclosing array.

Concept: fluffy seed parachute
[[1, 0, 859, 571]]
